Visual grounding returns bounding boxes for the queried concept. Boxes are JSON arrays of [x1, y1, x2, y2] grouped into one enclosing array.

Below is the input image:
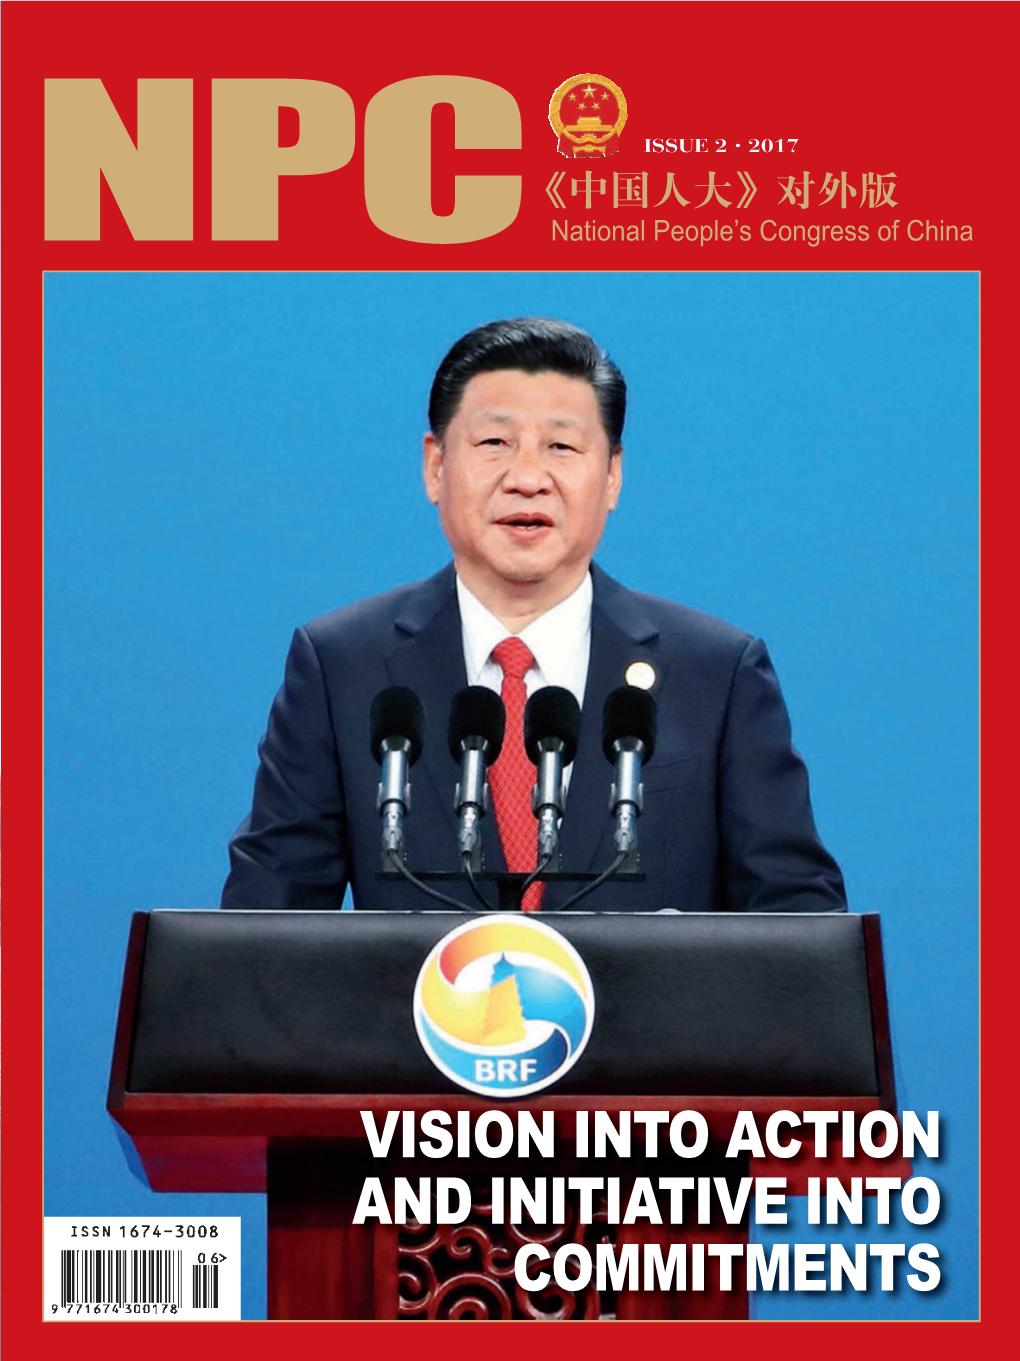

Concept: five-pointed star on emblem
[[581, 84, 598, 98]]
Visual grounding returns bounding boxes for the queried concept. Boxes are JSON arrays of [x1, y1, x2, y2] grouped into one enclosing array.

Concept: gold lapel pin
[[625, 661, 656, 691]]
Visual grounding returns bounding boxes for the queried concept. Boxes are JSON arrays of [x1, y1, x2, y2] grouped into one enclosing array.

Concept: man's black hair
[[428, 317, 626, 449]]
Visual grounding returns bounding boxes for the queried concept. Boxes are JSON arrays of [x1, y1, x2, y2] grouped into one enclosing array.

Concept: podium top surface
[[122, 910, 883, 1101]]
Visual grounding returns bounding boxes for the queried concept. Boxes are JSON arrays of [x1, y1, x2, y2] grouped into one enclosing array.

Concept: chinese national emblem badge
[[549, 74, 628, 158]]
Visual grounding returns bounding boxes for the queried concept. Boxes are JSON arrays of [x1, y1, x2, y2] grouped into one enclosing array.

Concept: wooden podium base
[[267, 1141, 750, 1320]]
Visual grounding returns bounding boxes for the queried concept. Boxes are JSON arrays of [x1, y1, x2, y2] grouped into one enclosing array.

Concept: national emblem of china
[[549, 73, 628, 158]]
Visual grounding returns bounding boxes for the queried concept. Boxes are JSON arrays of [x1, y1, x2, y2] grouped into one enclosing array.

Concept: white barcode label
[[44, 1218, 241, 1320]]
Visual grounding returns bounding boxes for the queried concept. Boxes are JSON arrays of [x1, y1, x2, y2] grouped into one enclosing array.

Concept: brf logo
[[413, 915, 595, 1097], [549, 73, 628, 158]]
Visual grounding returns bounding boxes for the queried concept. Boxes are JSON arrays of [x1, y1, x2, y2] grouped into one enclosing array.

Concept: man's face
[[423, 369, 622, 610]]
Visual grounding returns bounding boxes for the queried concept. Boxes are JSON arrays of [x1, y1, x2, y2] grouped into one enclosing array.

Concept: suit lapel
[[384, 566, 468, 863], [548, 565, 664, 908], [381, 563, 663, 901]]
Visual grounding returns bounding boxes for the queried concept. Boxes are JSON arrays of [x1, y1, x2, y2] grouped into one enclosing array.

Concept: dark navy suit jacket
[[221, 563, 846, 913]]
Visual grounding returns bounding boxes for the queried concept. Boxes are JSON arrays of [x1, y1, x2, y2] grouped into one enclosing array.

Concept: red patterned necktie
[[489, 637, 544, 911]]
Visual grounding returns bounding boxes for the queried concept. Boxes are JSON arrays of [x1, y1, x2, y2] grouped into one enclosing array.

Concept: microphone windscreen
[[524, 686, 581, 766], [602, 685, 658, 762], [370, 686, 425, 765], [448, 687, 506, 763]]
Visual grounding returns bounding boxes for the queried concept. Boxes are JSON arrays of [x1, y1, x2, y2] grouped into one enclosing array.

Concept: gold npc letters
[[44, 76, 522, 244]]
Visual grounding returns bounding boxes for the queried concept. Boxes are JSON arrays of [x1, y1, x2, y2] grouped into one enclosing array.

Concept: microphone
[[524, 686, 581, 867], [602, 685, 658, 868], [448, 687, 505, 872], [370, 686, 425, 867]]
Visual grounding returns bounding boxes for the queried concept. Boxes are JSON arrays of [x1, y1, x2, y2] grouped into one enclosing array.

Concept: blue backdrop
[[44, 272, 978, 1319]]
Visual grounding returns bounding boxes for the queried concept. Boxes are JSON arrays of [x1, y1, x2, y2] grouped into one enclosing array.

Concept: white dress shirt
[[456, 572, 592, 794]]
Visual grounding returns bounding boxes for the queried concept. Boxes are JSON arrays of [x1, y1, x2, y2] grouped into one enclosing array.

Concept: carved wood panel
[[397, 1179, 614, 1320]]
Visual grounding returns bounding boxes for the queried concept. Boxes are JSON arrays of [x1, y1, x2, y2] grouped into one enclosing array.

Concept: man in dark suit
[[222, 318, 845, 914]]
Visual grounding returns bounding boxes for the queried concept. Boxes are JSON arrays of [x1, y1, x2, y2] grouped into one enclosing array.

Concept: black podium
[[108, 910, 906, 1319]]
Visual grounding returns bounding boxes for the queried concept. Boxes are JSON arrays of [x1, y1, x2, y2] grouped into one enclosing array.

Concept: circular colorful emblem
[[548, 73, 628, 158], [413, 914, 595, 1098]]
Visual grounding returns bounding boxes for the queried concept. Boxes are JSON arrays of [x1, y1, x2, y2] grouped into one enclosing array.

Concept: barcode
[[45, 1217, 242, 1320], [61, 1250, 183, 1306], [192, 1263, 219, 1309]]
